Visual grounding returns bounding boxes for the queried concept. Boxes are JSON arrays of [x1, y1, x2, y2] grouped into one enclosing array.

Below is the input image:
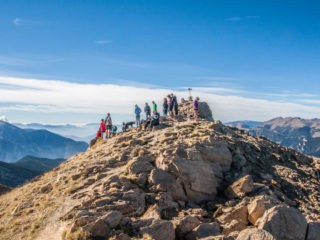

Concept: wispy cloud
[[0, 55, 63, 67], [94, 40, 112, 44], [13, 18, 22, 25], [226, 17, 241, 22], [0, 76, 320, 122], [246, 16, 261, 19], [225, 16, 260, 22], [195, 76, 234, 82], [264, 92, 318, 98], [13, 18, 51, 26], [298, 99, 320, 105], [102, 58, 147, 68]]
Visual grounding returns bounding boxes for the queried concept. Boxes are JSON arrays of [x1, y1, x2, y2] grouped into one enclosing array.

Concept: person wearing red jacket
[[99, 119, 106, 139], [96, 130, 102, 138]]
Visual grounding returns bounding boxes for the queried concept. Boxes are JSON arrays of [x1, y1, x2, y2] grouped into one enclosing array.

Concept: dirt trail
[[36, 164, 126, 240], [36, 197, 77, 240]]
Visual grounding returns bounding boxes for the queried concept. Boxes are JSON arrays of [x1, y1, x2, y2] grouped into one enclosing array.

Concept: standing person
[[171, 93, 178, 116], [167, 94, 173, 117], [144, 103, 151, 120], [104, 113, 112, 138], [135, 104, 142, 126], [163, 98, 168, 116], [152, 101, 157, 112], [99, 119, 106, 139], [194, 97, 200, 122]]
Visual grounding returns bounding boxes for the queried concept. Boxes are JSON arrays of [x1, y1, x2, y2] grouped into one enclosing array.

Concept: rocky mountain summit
[[0, 102, 319, 240]]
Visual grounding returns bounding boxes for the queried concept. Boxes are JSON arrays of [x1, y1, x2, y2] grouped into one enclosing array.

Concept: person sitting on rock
[[111, 125, 117, 136], [194, 97, 200, 122], [96, 129, 102, 138], [145, 110, 160, 130], [99, 119, 106, 139]]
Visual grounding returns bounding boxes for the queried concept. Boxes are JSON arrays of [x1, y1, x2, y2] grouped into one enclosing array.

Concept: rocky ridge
[[0, 102, 319, 240]]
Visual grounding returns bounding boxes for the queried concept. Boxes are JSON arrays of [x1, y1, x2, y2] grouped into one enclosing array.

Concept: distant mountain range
[[227, 117, 320, 157], [15, 122, 98, 143], [13, 155, 65, 172], [14, 122, 124, 143], [0, 160, 40, 187], [0, 156, 65, 187], [0, 121, 88, 163]]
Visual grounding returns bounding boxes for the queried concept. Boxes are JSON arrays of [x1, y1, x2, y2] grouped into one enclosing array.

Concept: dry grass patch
[[65, 230, 91, 240]]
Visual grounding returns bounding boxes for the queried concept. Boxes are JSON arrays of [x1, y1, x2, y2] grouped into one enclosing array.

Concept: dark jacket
[[144, 105, 151, 114]]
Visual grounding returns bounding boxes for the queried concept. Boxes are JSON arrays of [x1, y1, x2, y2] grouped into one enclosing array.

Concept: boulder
[[82, 219, 110, 238], [247, 195, 281, 224], [199, 143, 233, 171], [101, 210, 122, 228], [224, 175, 254, 199], [121, 188, 146, 216], [185, 223, 221, 240], [126, 159, 153, 175], [306, 222, 320, 240], [149, 168, 187, 201], [109, 233, 131, 240], [178, 101, 214, 121], [141, 204, 161, 220], [256, 205, 307, 240], [216, 200, 249, 235], [199, 236, 234, 240], [156, 153, 218, 203], [174, 215, 201, 239], [140, 220, 175, 240], [236, 228, 275, 240]]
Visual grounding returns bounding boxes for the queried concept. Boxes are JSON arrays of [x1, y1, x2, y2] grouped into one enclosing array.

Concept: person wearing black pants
[[145, 110, 160, 130]]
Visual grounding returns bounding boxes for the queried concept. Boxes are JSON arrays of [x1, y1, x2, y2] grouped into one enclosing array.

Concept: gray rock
[[306, 222, 320, 240], [256, 205, 307, 240], [186, 223, 221, 240], [82, 219, 110, 238], [174, 215, 201, 239], [140, 220, 175, 240], [236, 228, 275, 240], [224, 175, 254, 199], [101, 210, 122, 228]]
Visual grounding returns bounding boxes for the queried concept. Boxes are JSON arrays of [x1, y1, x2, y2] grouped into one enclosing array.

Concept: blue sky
[[0, 0, 320, 124]]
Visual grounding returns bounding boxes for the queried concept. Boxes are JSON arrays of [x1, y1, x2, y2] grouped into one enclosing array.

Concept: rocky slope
[[0, 103, 319, 240], [0, 121, 88, 162], [227, 117, 320, 157]]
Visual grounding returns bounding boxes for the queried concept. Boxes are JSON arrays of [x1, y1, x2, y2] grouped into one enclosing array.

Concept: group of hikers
[[96, 93, 200, 139]]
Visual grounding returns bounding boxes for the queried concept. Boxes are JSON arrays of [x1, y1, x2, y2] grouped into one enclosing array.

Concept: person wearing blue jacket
[[135, 104, 142, 126]]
